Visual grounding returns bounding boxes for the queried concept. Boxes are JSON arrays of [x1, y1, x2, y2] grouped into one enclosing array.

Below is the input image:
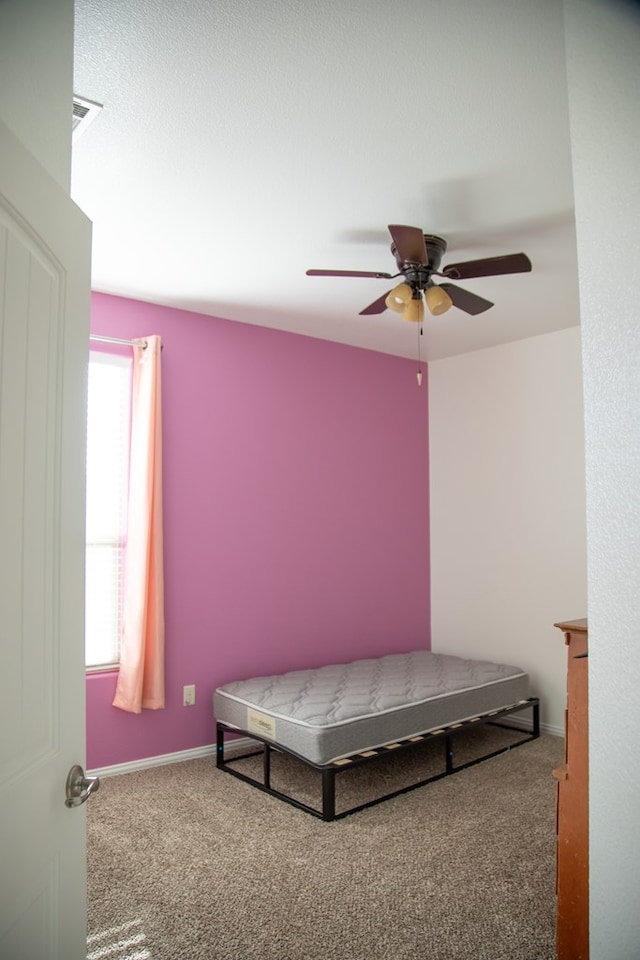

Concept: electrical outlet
[[183, 684, 196, 707]]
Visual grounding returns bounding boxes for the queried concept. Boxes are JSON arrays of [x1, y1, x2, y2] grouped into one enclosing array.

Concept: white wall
[[429, 325, 587, 735], [0, 0, 74, 190], [564, 1, 640, 954]]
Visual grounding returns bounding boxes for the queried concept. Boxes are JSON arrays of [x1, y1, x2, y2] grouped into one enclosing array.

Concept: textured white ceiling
[[72, 0, 580, 361]]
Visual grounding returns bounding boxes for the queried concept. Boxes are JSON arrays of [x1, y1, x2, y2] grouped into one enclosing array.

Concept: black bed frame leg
[[216, 723, 224, 769], [532, 700, 540, 738], [264, 743, 272, 789], [445, 733, 454, 773], [322, 769, 336, 822]]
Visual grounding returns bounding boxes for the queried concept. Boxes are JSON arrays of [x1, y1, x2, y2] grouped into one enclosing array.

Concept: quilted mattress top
[[215, 650, 526, 729]]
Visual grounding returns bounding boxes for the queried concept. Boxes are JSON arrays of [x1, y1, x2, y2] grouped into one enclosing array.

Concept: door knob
[[65, 764, 100, 807]]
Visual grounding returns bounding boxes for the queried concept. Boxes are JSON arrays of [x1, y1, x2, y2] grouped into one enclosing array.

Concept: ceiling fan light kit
[[385, 280, 452, 321], [306, 224, 532, 321]]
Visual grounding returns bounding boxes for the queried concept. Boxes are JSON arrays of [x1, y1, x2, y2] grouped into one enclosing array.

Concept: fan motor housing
[[391, 234, 447, 292]]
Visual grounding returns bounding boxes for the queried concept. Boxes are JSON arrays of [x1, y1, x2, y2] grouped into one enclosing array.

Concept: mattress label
[[247, 708, 276, 740]]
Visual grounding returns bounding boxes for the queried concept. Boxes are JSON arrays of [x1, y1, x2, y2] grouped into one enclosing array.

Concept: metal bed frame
[[216, 697, 540, 821]]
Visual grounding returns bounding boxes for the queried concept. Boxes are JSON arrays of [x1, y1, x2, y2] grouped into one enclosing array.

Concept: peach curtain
[[113, 335, 165, 713]]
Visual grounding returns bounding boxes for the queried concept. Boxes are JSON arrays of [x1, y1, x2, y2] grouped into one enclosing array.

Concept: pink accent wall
[[87, 293, 430, 768]]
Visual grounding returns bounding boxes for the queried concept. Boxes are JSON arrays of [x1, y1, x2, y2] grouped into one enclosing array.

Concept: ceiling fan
[[306, 224, 532, 323]]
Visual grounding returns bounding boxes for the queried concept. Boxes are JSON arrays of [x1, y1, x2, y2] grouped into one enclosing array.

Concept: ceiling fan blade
[[306, 269, 394, 279], [439, 283, 494, 315], [443, 252, 532, 280], [387, 225, 429, 265], [359, 291, 392, 315]]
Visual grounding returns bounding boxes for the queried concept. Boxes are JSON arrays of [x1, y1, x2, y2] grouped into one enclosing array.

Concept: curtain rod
[[90, 335, 147, 348]]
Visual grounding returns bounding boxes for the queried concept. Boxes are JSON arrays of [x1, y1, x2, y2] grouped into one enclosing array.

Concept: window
[[85, 351, 132, 670]]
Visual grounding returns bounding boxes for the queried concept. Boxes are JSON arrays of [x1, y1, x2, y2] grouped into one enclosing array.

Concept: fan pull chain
[[416, 321, 423, 387]]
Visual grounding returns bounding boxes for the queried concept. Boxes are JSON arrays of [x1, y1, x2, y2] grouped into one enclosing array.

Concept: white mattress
[[214, 650, 529, 766]]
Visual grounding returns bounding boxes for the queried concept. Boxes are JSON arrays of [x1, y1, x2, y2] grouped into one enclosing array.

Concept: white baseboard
[[89, 717, 562, 779], [87, 715, 564, 777], [544, 723, 564, 738], [88, 737, 256, 779], [493, 714, 563, 738]]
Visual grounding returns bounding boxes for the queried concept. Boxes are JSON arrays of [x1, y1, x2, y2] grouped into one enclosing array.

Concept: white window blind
[[85, 351, 132, 669]]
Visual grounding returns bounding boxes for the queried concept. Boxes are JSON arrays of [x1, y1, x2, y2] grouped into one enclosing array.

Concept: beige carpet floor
[[87, 727, 563, 960]]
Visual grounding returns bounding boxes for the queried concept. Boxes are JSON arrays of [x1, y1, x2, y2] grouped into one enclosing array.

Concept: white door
[[0, 119, 92, 959]]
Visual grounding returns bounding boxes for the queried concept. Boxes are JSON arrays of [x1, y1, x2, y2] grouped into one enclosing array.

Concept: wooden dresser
[[553, 618, 589, 960]]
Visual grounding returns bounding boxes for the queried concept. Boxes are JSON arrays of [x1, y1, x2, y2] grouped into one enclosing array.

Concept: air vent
[[72, 95, 103, 141]]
